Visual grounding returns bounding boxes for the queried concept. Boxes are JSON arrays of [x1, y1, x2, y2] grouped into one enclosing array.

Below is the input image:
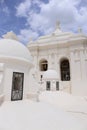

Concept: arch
[[60, 58, 70, 81], [39, 59, 48, 71]]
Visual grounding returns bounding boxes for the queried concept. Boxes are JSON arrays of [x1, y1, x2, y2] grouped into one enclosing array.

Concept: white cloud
[[16, 0, 31, 17], [0, 0, 10, 15], [2, 6, 9, 15], [16, 0, 87, 43], [18, 29, 39, 44]]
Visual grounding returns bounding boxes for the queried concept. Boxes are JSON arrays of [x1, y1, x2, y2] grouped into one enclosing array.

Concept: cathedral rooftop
[[27, 22, 87, 48]]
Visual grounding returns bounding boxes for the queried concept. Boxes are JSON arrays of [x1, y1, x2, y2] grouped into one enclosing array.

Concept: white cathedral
[[0, 22, 87, 103]]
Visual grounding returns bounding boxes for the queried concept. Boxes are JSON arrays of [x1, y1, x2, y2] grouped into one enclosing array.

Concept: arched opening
[[39, 59, 48, 71], [60, 59, 70, 81]]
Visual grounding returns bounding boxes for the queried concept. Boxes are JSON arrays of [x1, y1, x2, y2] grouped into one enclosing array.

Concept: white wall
[[3, 63, 31, 101], [70, 43, 87, 96], [71, 80, 87, 96], [29, 40, 87, 96]]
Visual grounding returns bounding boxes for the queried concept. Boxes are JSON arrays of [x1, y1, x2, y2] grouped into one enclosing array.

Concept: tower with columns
[[27, 22, 87, 96]]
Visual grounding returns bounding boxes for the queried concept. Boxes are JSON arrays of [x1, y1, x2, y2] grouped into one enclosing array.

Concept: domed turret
[[0, 39, 32, 65], [43, 69, 59, 80], [0, 38, 33, 102]]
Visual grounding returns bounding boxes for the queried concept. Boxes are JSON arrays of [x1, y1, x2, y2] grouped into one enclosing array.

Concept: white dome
[[0, 39, 32, 63], [43, 69, 59, 80]]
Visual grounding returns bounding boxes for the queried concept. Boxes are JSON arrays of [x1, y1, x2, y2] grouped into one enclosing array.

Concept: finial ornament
[[53, 20, 62, 34], [78, 27, 82, 33], [56, 20, 60, 29]]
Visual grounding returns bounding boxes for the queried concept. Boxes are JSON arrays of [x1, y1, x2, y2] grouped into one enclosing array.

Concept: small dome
[[43, 69, 59, 80], [0, 39, 32, 64]]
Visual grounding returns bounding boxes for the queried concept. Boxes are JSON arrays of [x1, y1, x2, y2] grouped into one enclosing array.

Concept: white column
[[54, 54, 57, 70], [33, 55, 40, 82], [48, 54, 52, 69], [34, 55, 38, 69], [70, 51, 76, 80], [57, 61, 60, 80], [80, 50, 86, 80]]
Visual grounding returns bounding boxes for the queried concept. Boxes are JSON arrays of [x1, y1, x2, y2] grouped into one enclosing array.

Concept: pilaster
[[80, 50, 86, 80]]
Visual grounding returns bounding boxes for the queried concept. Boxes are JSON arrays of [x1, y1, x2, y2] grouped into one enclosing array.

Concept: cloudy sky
[[0, 0, 87, 44]]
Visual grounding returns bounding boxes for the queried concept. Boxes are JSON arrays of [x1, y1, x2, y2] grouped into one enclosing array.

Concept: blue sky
[[0, 0, 87, 44]]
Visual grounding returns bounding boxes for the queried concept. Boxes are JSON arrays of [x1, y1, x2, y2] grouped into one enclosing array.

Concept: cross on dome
[[78, 27, 82, 33], [53, 20, 62, 34], [56, 20, 61, 29]]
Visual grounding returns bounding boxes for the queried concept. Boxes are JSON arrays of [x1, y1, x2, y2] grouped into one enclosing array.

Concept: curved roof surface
[[0, 39, 32, 63], [43, 69, 59, 80], [0, 100, 84, 130]]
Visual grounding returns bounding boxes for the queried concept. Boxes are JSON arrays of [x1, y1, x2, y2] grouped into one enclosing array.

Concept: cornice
[[27, 30, 87, 51]]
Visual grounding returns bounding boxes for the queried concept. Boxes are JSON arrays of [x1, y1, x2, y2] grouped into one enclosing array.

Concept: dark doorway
[[56, 81, 59, 90], [60, 59, 70, 81], [46, 81, 50, 90], [11, 72, 24, 101]]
